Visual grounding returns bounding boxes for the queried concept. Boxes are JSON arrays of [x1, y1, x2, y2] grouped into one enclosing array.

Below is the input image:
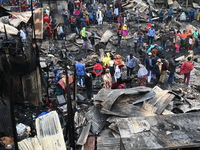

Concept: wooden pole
[[186, 0, 188, 8], [65, 63, 76, 149]]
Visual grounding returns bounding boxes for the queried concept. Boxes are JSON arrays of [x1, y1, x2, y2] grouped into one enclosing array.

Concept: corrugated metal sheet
[[85, 106, 107, 134], [117, 113, 200, 149], [97, 137, 120, 150], [18, 111, 66, 150]]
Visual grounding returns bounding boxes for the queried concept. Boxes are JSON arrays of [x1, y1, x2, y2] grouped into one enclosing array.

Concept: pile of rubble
[[74, 86, 200, 149]]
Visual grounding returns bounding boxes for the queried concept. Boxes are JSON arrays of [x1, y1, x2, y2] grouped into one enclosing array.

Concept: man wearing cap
[[166, 7, 174, 24], [154, 58, 163, 85], [168, 55, 179, 84], [145, 52, 154, 84], [158, 8, 165, 23], [45, 7, 50, 16]]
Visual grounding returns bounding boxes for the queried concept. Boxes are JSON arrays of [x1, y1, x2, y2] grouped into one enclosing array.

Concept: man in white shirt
[[134, 8, 139, 23], [133, 30, 139, 53], [20, 29, 27, 47]]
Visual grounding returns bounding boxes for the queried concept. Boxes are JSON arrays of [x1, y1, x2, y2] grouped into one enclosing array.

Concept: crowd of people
[[43, 0, 199, 101]]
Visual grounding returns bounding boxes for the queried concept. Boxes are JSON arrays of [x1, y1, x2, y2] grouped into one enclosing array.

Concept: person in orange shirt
[[187, 30, 193, 48], [181, 30, 187, 47]]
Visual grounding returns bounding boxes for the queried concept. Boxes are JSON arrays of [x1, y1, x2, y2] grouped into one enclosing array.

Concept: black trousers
[[86, 86, 92, 100]]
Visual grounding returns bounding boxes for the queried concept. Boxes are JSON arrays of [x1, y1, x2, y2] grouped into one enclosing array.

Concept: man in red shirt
[[43, 14, 50, 24]]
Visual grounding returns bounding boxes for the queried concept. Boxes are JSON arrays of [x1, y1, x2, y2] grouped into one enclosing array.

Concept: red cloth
[[93, 63, 103, 76], [180, 61, 194, 75], [117, 84, 126, 89], [46, 27, 52, 36], [44, 16, 50, 23]]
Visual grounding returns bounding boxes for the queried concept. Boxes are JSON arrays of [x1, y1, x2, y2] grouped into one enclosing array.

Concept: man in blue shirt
[[126, 54, 137, 78], [107, 8, 113, 24], [166, 7, 174, 24], [76, 59, 86, 87], [92, 10, 97, 25], [158, 8, 164, 23], [148, 25, 155, 45], [188, 8, 195, 22]]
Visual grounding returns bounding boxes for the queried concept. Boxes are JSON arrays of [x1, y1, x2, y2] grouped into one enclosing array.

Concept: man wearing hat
[[145, 52, 154, 84], [154, 58, 163, 85], [166, 7, 174, 24]]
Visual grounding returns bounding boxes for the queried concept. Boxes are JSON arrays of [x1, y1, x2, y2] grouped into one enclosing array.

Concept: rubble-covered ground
[[1, 0, 200, 149]]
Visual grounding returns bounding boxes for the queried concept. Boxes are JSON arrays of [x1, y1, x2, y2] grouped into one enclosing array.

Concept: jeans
[[108, 17, 112, 24], [78, 75, 85, 86], [149, 16, 152, 22], [168, 72, 174, 84], [86, 86, 92, 99], [134, 17, 139, 23], [194, 47, 200, 55], [75, 27, 79, 35], [70, 9, 74, 15], [134, 42, 138, 53], [63, 17, 69, 26], [118, 36, 122, 46], [159, 17, 163, 23], [166, 16, 172, 24], [162, 42, 167, 51], [189, 15, 194, 22], [148, 36, 154, 44], [127, 67, 134, 77], [138, 38, 143, 46]]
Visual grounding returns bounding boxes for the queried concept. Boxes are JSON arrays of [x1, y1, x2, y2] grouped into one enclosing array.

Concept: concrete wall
[[42, 0, 68, 23]]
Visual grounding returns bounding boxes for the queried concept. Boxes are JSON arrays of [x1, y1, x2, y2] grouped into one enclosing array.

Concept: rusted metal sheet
[[22, 67, 42, 105], [85, 106, 108, 134], [117, 113, 200, 149], [77, 122, 91, 145], [94, 87, 151, 102], [33, 8, 43, 39], [142, 87, 173, 114], [132, 90, 155, 105], [101, 101, 156, 118], [0, 22, 18, 35], [83, 136, 96, 150], [101, 91, 125, 111], [97, 137, 120, 150], [8, 11, 32, 23]]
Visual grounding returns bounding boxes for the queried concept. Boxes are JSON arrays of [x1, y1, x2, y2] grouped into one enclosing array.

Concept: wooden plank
[[84, 136, 96, 150], [77, 122, 91, 145]]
